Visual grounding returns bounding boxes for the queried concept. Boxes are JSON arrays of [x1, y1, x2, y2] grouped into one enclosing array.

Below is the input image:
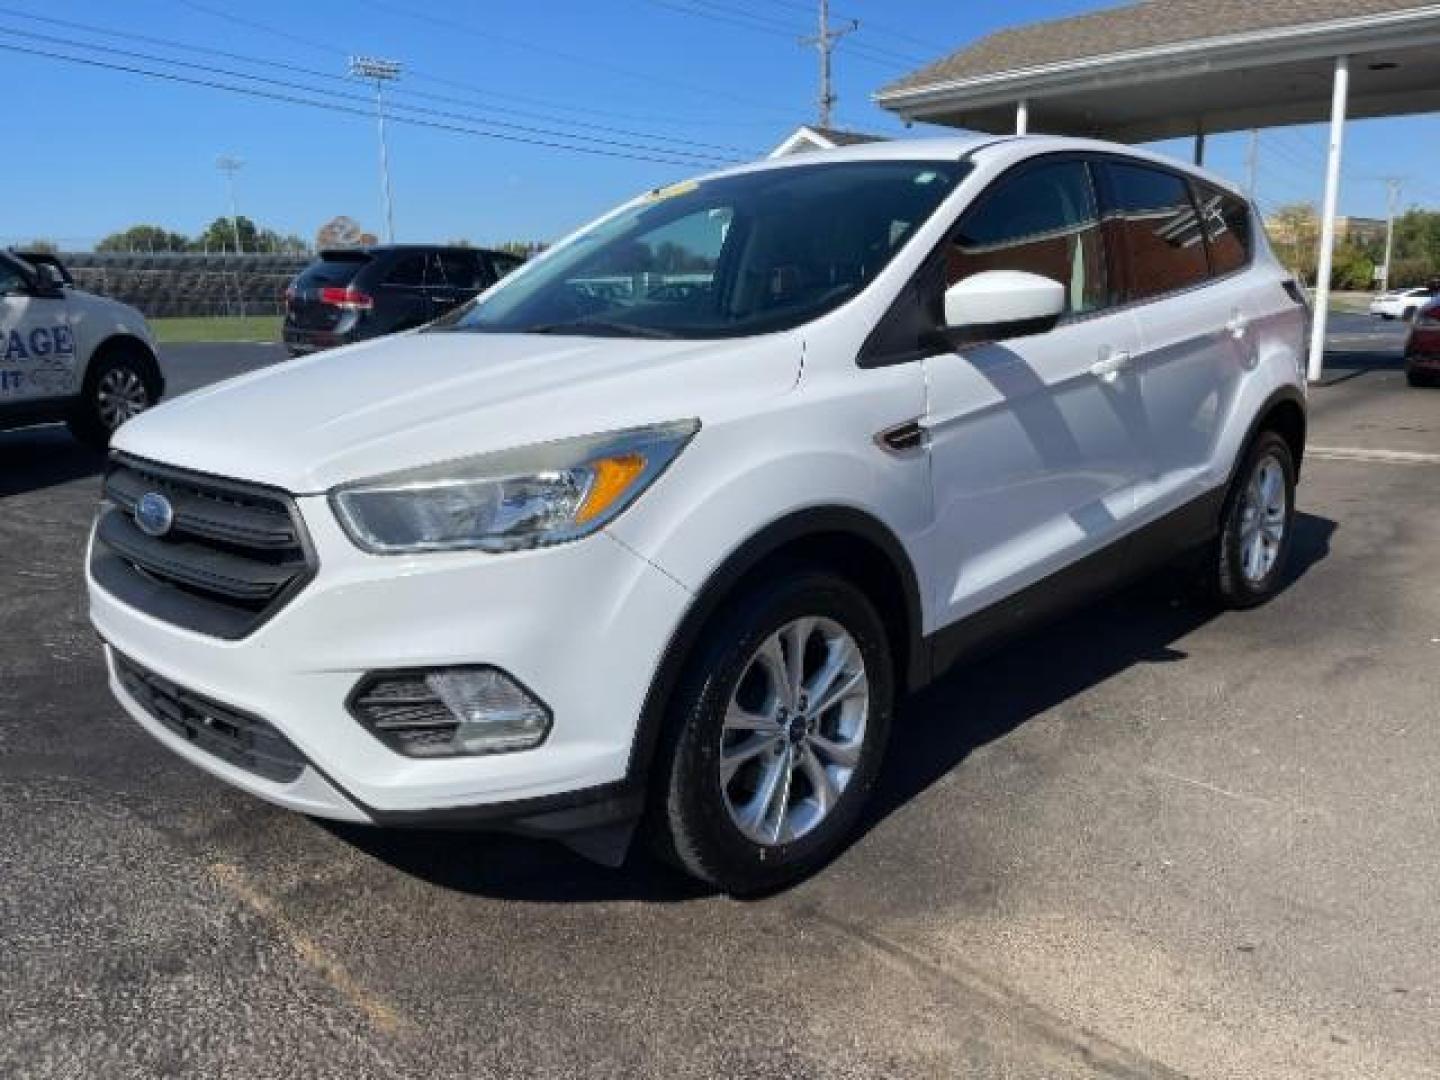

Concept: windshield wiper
[[523, 320, 679, 340]]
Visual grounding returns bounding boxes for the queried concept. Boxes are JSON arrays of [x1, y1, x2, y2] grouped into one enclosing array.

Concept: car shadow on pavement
[[862, 511, 1337, 839], [1318, 348, 1406, 388], [0, 426, 105, 498], [324, 512, 1336, 904]]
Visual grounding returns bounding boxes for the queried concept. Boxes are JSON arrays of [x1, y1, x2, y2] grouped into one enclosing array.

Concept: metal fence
[[58, 252, 311, 318]]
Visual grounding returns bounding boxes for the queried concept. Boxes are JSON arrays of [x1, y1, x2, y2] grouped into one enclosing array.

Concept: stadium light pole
[[350, 55, 401, 243], [216, 154, 246, 318]]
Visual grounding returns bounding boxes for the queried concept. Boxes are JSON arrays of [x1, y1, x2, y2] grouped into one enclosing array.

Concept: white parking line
[[1308, 446, 1440, 466]]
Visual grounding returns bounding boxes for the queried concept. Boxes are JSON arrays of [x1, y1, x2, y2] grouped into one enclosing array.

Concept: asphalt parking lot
[[2, 316, 1437, 1079]]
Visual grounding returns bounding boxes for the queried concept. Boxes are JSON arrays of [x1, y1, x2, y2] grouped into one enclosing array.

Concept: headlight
[[330, 419, 699, 554]]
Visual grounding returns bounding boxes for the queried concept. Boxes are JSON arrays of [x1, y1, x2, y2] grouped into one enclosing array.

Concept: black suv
[[283, 245, 524, 356]]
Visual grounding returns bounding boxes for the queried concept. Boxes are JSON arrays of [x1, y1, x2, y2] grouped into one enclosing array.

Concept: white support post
[[1015, 99, 1029, 135], [1308, 55, 1349, 384]]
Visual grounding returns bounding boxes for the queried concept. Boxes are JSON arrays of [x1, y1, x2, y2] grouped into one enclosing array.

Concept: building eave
[[876, 4, 1440, 115]]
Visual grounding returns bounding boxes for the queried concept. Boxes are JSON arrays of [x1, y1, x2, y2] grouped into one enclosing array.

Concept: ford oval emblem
[[135, 491, 175, 538]]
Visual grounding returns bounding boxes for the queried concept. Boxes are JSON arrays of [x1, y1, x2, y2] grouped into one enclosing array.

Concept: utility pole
[[350, 55, 402, 243], [1245, 129, 1259, 199], [800, 0, 858, 130], [1380, 176, 1402, 293], [216, 154, 246, 319]]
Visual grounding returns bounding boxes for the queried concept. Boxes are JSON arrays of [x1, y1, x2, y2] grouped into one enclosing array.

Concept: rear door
[[921, 156, 1147, 628], [0, 255, 78, 409], [1098, 160, 1247, 521], [429, 250, 486, 318], [374, 252, 434, 332]]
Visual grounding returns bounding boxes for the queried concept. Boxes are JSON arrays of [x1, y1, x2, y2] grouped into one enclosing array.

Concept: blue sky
[[4, 0, 1438, 249]]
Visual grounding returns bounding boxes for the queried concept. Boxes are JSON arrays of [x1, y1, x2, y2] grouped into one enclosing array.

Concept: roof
[[881, 0, 1438, 97], [807, 126, 884, 147], [875, 1, 1440, 142], [769, 125, 887, 158]]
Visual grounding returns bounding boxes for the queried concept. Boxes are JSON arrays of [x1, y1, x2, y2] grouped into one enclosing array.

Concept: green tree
[[195, 215, 260, 253], [1330, 244, 1375, 291], [1265, 203, 1319, 285], [96, 225, 191, 253], [19, 239, 59, 254]]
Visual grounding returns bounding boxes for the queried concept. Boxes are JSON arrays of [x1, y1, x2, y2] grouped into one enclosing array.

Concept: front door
[[922, 157, 1147, 630], [0, 258, 77, 410]]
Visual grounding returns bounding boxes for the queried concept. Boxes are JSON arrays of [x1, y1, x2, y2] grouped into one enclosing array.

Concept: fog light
[[349, 667, 551, 757]]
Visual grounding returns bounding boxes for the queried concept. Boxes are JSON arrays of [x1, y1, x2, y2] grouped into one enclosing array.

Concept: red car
[[1405, 298, 1440, 387]]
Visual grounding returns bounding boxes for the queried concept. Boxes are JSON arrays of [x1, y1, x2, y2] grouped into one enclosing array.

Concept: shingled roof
[[881, 0, 1437, 97]]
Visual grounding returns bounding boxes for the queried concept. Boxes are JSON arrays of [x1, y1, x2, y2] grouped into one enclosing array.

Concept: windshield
[[432, 159, 969, 340]]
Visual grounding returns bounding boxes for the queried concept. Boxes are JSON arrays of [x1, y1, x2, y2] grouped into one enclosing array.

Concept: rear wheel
[[68, 345, 159, 449], [652, 570, 894, 894], [1210, 431, 1297, 608]]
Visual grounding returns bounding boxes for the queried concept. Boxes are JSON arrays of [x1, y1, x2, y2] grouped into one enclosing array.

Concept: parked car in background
[[1, 250, 162, 447], [90, 137, 1307, 893], [283, 245, 525, 356], [1369, 286, 1436, 321], [1404, 298, 1440, 386]]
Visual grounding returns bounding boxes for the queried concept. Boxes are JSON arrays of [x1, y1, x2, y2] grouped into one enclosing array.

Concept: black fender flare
[[624, 505, 928, 790]]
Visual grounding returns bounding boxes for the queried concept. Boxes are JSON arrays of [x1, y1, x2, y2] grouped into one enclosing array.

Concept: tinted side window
[[385, 254, 427, 287], [0, 256, 26, 294], [947, 160, 1107, 316], [1195, 182, 1251, 277], [1102, 162, 1210, 300], [489, 253, 523, 279], [437, 251, 482, 289]]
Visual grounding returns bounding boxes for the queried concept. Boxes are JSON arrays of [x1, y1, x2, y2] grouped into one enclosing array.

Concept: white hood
[[114, 330, 802, 492]]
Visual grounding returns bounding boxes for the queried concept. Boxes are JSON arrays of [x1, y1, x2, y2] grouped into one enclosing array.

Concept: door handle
[[1227, 311, 1249, 339], [1089, 348, 1131, 384]]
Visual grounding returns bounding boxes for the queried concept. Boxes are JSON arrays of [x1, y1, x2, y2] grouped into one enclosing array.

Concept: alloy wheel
[[96, 367, 150, 430], [1238, 453, 1287, 584], [719, 616, 868, 846]]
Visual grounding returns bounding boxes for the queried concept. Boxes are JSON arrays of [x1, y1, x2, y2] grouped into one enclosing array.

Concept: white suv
[[88, 137, 1307, 892], [2, 251, 163, 446]]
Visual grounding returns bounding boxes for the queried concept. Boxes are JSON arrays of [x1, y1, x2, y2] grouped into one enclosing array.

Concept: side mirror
[[943, 270, 1066, 342]]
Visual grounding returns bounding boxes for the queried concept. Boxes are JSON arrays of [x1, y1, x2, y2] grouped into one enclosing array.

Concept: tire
[[67, 344, 160, 449], [651, 569, 894, 894], [1211, 431, 1297, 609]]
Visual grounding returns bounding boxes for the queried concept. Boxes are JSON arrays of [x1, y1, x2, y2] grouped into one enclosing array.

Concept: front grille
[[113, 651, 307, 783], [91, 455, 316, 639]]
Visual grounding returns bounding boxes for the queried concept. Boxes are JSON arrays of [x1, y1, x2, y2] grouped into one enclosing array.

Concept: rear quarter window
[[297, 255, 370, 288], [1195, 182, 1252, 277], [1101, 162, 1210, 300]]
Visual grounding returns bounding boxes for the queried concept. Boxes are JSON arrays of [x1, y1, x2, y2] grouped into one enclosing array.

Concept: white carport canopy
[[875, 0, 1440, 382]]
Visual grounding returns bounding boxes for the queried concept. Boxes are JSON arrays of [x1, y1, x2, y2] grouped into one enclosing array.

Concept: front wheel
[[68, 348, 159, 449], [652, 571, 894, 894], [1210, 431, 1297, 608]]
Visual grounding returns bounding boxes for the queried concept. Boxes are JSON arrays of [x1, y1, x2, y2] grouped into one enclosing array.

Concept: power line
[[0, 25, 741, 166], [650, 0, 926, 67], [0, 39, 736, 169], [0, 6, 762, 156], [354, 0, 813, 121]]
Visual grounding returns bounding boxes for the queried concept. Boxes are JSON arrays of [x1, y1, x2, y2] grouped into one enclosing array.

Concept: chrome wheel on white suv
[[719, 617, 869, 846], [1214, 431, 1296, 607], [655, 572, 893, 894]]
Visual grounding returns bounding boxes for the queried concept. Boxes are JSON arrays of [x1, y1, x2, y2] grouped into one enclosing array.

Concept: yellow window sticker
[[646, 179, 700, 202]]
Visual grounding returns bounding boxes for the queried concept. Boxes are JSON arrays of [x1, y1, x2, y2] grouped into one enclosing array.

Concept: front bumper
[[88, 495, 692, 827]]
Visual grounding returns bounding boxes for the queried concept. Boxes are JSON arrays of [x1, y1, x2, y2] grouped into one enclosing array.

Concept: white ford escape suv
[[88, 137, 1307, 893]]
